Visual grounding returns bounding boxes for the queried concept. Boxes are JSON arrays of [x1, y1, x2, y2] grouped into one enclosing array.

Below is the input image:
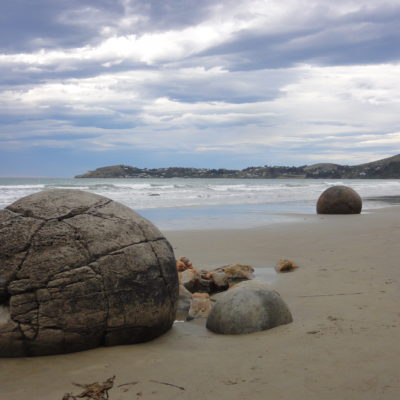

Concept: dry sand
[[1, 207, 399, 399]]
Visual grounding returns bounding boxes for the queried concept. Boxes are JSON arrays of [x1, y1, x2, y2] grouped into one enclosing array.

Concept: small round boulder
[[206, 281, 293, 334], [317, 185, 362, 214], [0, 190, 179, 356]]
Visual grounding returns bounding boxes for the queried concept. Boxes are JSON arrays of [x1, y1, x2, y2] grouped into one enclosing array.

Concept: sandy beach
[[1, 206, 399, 399]]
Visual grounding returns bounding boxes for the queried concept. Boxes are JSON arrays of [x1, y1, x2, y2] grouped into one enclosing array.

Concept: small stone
[[211, 264, 254, 281], [275, 259, 299, 273], [201, 270, 213, 280], [179, 268, 201, 291], [209, 271, 229, 292], [188, 293, 212, 320], [176, 256, 193, 272]]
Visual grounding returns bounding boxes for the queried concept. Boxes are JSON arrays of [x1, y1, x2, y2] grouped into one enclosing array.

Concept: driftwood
[[62, 376, 187, 399], [150, 380, 185, 391], [117, 381, 139, 388], [63, 376, 115, 400], [298, 292, 362, 298]]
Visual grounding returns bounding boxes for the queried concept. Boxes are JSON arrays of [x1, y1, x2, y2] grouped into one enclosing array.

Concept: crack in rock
[[0, 190, 178, 357], [6, 198, 113, 222]]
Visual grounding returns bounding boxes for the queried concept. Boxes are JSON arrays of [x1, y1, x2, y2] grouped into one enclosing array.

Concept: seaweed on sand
[[63, 376, 115, 400]]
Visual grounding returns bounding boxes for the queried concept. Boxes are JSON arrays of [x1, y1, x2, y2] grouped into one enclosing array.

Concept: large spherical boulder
[[206, 281, 292, 334], [317, 185, 362, 214], [0, 190, 179, 357]]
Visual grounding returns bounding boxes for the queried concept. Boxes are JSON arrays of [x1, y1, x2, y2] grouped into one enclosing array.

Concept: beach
[[1, 205, 399, 399]]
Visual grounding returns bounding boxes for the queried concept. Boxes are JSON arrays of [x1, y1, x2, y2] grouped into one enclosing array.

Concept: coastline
[[1, 206, 399, 399], [1, 177, 400, 216], [139, 195, 400, 231]]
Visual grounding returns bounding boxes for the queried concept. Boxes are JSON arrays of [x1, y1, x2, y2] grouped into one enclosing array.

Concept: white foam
[[0, 178, 399, 211], [0, 185, 45, 189]]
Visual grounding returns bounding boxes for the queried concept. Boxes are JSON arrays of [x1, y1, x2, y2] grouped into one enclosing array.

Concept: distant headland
[[75, 154, 400, 179]]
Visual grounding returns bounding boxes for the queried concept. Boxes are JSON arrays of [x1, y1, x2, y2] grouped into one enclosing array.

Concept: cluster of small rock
[[179, 257, 254, 293], [175, 256, 293, 334], [176, 257, 256, 320]]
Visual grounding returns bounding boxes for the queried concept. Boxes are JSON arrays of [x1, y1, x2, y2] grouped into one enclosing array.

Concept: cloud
[[1, 62, 399, 159], [1, 0, 400, 174], [0, 1, 124, 53], [3, 0, 400, 77]]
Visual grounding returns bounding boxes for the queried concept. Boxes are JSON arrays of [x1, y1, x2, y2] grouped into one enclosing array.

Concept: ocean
[[1, 177, 399, 230]]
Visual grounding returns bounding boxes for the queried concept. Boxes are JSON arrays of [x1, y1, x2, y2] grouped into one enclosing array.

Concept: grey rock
[[211, 264, 255, 281], [317, 185, 362, 214], [0, 189, 178, 356], [180, 269, 200, 291], [179, 269, 212, 293], [188, 293, 212, 320], [206, 281, 292, 334], [206, 264, 254, 293], [176, 284, 192, 321], [275, 259, 299, 273], [209, 271, 229, 292]]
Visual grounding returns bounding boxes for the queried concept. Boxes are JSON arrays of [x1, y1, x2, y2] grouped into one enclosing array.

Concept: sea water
[[0, 177, 399, 230]]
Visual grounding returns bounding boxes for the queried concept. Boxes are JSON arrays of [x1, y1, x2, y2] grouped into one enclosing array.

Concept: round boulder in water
[[316, 185, 362, 214], [206, 281, 293, 334], [0, 189, 178, 356]]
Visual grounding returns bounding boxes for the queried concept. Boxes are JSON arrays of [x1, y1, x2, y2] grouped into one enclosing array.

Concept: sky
[[0, 0, 400, 177]]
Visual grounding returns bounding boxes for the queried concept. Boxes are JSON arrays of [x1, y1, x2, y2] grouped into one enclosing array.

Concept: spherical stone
[[206, 281, 293, 334], [0, 189, 179, 357], [316, 185, 362, 214]]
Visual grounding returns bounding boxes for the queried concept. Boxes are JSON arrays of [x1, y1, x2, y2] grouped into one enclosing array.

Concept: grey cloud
[[124, 0, 220, 32], [0, 0, 399, 169], [0, 60, 156, 88], [0, 0, 219, 53], [2, 0, 399, 88], [142, 68, 297, 104], [198, 4, 400, 69], [0, 0, 126, 52]]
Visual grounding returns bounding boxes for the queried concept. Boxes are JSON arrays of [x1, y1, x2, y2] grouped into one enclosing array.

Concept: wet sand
[[1, 207, 399, 399]]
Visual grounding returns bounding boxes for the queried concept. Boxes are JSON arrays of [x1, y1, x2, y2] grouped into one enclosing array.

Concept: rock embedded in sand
[[206, 281, 292, 334], [179, 264, 255, 294], [0, 189, 179, 357], [275, 259, 299, 273], [317, 185, 362, 214], [212, 264, 255, 281], [188, 292, 212, 320]]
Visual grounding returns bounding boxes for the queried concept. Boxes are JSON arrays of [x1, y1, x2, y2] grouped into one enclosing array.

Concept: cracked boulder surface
[[0, 189, 178, 357]]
